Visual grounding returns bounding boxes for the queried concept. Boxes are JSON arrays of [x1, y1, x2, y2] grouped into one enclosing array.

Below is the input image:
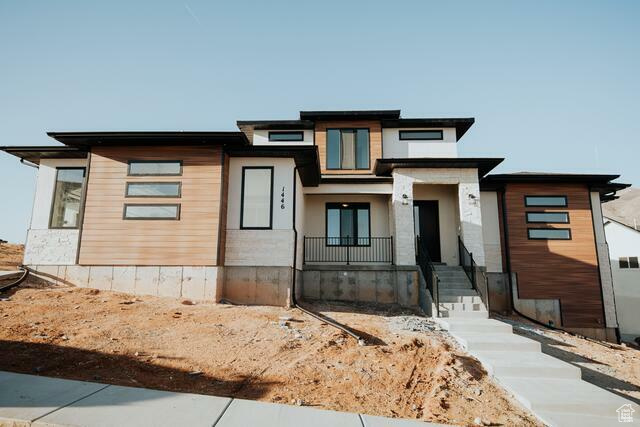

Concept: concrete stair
[[436, 316, 637, 426], [432, 265, 487, 319]]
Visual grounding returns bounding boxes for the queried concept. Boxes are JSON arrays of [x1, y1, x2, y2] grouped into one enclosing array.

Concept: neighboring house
[[602, 187, 640, 343], [0, 109, 629, 341]]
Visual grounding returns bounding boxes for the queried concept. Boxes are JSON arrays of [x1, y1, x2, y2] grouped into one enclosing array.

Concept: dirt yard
[[501, 315, 640, 405], [0, 280, 542, 426], [0, 243, 23, 270]]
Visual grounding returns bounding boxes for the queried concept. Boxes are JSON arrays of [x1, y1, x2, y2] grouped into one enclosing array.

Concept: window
[[326, 203, 370, 246], [123, 204, 180, 220], [525, 196, 567, 207], [399, 130, 443, 140], [526, 212, 570, 224], [619, 257, 639, 269], [241, 167, 273, 229], [50, 168, 85, 228], [268, 131, 303, 142], [128, 160, 182, 176], [527, 228, 571, 240], [126, 182, 181, 197], [326, 129, 369, 170]]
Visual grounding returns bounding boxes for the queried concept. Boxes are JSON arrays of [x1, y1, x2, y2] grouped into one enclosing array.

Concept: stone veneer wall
[[27, 265, 223, 301], [24, 230, 79, 265]]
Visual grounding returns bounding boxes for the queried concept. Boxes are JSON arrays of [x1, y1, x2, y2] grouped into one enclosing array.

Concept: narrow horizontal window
[[525, 196, 567, 207], [629, 256, 639, 269], [128, 160, 182, 176], [527, 228, 571, 240], [399, 130, 443, 140], [241, 167, 273, 229], [126, 182, 181, 197], [123, 204, 180, 220], [50, 168, 86, 229], [526, 212, 569, 224], [268, 131, 304, 142]]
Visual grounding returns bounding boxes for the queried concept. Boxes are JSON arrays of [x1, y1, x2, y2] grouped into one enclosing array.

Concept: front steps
[[437, 316, 637, 426], [432, 265, 488, 319]]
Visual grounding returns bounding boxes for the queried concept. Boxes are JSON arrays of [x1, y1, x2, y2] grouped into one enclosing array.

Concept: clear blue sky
[[1, 1, 638, 243]]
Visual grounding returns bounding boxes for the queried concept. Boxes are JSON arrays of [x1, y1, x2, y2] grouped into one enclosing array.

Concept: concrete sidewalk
[[0, 371, 444, 427]]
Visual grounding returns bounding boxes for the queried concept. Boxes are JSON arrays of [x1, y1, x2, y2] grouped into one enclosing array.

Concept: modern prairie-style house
[[1, 109, 629, 341]]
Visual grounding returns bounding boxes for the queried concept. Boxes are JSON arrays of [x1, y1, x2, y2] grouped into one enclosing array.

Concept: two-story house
[[1, 109, 628, 341]]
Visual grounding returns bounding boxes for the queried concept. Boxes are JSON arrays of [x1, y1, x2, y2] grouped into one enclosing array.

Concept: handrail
[[457, 237, 490, 313], [416, 236, 440, 317], [303, 236, 393, 265]]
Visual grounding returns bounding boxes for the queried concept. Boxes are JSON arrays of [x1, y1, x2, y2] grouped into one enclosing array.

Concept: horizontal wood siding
[[79, 146, 222, 266], [315, 120, 381, 174], [504, 183, 604, 327]]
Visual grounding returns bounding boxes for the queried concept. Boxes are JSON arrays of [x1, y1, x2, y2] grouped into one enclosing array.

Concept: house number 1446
[[281, 187, 285, 209]]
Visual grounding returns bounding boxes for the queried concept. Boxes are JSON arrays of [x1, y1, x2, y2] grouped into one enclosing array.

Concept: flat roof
[[0, 146, 88, 164], [375, 157, 504, 178], [299, 110, 401, 121], [47, 131, 249, 147], [380, 118, 475, 141]]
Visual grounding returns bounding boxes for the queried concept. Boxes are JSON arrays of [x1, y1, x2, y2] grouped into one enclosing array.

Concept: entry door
[[414, 201, 441, 262]]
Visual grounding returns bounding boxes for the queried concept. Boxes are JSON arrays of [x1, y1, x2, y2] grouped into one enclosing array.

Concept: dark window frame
[[399, 130, 443, 141], [525, 211, 570, 224], [268, 131, 304, 142], [326, 128, 370, 170], [629, 256, 639, 269], [527, 227, 572, 240], [619, 257, 629, 269], [240, 166, 274, 230], [125, 182, 182, 198], [48, 167, 87, 230], [524, 195, 568, 207], [127, 160, 183, 176], [325, 202, 371, 247], [123, 203, 181, 220]]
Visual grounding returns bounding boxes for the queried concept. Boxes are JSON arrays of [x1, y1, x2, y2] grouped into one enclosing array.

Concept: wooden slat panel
[[504, 183, 604, 327], [78, 146, 222, 266], [314, 120, 382, 174]]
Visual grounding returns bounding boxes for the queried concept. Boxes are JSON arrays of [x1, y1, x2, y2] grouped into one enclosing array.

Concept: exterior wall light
[[402, 194, 409, 206]]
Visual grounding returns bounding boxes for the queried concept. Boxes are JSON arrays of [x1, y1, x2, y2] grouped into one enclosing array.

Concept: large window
[[123, 204, 180, 220], [326, 129, 369, 170], [128, 160, 182, 176], [241, 167, 273, 229], [50, 168, 85, 228], [326, 203, 370, 246], [269, 131, 303, 142], [525, 195, 567, 207], [126, 182, 181, 197], [526, 212, 570, 224], [399, 130, 443, 140], [527, 228, 571, 240]]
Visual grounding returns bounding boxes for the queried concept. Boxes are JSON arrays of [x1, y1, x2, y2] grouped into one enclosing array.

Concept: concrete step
[[497, 377, 634, 417], [438, 295, 482, 304], [437, 282, 473, 289], [437, 318, 513, 334], [536, 410, 626, 427], [474, 351, 582, 379], [451, 332, 541, 352], [438, 289, 479, 297], [439, 310, 488, 319], [438, 302, 482, 311]]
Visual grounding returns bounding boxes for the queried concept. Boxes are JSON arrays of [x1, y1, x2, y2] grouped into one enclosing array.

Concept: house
[[602, 187, 640, 343], [0, 109, 629, 341]]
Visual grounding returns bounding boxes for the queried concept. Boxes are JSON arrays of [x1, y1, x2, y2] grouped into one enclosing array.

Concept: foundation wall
[[222, 266, 293, 306], [300, 265, 419, 307]]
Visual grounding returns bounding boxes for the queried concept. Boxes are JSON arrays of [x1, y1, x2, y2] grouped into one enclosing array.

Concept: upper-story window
[[268, 131, 303, 142], [128, 160, 182, 176], [327, 129, 369, 170], [399, 130, 443, 140], [50, 167, 86, 228], [524, 195, 567, 207]]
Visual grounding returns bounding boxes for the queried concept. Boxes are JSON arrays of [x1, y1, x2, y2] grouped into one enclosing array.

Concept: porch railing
[[303, 237, 393, 264], [416, 236, 440, 317], [457, 236, 490, 313]]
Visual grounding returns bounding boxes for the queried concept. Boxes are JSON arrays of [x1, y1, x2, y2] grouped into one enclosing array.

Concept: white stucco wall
[[480, 191, 503, 272], [252, 129, 314, 146], [413, 185, 460, 265], [304, 182, 392, 195], [604, 217, 640, 340], [25, 158, 87, 265], [294, 173, 305, 270], [382, 128, 457, 158]]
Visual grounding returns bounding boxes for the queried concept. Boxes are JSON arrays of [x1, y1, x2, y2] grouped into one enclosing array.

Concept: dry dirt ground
[[0, 243, 23, 271], [0, 280, 542, 427], [500, 315, 640, 405]]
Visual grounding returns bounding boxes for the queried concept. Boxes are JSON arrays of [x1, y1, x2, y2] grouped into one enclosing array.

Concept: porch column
[[391, 172, 415, 265], [457, 178, 486, 266]]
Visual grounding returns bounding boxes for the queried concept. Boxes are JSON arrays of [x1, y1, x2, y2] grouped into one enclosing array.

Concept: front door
[[414, 201, 441, 262]]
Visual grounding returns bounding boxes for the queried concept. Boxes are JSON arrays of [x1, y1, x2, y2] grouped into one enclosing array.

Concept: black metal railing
[[303, 237, 393, 264], [458, 236, 490, 313], [416, 236, 440, 317]]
